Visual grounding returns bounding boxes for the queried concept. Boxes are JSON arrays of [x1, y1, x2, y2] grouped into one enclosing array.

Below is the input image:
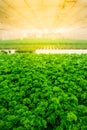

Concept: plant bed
[[0, 54, 87, 130]]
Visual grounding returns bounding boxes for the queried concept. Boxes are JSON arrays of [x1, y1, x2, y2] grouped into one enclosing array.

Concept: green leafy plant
[[0, 54, 87, 130]]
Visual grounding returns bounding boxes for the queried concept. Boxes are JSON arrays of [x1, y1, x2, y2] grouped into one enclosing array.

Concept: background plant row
[[0, 38, 87, 52]]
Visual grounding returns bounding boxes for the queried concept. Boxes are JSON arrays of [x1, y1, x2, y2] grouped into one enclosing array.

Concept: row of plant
[[0, 54, 87, 130], [0, 38, 87, 52]]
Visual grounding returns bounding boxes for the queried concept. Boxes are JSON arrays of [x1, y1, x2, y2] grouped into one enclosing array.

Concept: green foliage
[[0, 38, 87, 52], [0, 54, 87, 130]]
